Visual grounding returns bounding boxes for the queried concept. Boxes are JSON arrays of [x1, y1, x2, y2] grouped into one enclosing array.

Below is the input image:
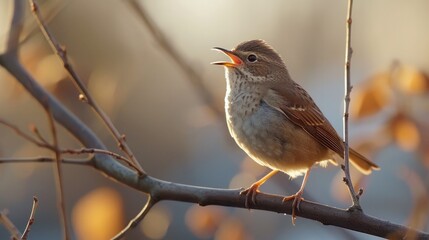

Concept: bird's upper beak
[[211, 47, 242, 67]]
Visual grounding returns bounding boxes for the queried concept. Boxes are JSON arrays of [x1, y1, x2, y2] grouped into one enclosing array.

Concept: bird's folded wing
[[264, 84, 345, 157]]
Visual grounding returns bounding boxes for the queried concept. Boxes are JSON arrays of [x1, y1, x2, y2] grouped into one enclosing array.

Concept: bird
[[212, 39, 379, 223]]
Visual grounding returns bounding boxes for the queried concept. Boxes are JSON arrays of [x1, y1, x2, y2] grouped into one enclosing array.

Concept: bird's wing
[[264, 82, 345, 157]]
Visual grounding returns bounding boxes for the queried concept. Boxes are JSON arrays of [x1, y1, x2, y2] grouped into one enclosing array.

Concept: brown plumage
[[213, 39, 379, 223]]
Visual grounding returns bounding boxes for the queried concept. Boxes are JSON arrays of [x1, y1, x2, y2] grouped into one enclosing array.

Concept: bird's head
[[212, 39, 287, 82]]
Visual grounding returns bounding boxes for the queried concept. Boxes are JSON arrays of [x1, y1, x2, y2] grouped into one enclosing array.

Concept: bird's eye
[[247, 54, 257, 62]]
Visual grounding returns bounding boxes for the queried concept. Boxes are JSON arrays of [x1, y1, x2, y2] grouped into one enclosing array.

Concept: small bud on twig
[[78, 94, 87, 103]]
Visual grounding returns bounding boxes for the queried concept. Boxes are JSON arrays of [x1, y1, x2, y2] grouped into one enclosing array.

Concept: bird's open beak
[[211, 47, 242, 67]]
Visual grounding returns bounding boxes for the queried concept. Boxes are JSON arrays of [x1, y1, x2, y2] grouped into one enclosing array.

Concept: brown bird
[[212, 39, 379, 223]]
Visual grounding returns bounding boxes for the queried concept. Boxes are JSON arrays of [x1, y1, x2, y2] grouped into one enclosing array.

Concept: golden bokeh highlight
[[35, 54, 67, 86], [214, 217, 252, 240], [185, 205, 225, 238], [72, 187, 124, 240], [140, 205, 171, 239], [87, 69, 121, 114], [229, 172, 256, 190]]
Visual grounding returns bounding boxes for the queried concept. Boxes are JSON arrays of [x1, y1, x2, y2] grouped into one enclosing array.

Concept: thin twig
[[126, 0, 223, 118], [0, 119, 49, 148], [112, 196, 157, 240], [342, 0, 360, 210], [46, 108, 70, 240], [20, 0, 69, 47], [0, 119, 133, 169], [0, 156, 93, 165], [1, 116, 138, 171], [61, 148, 141, 173], [28, 0, 145, 176], [21, 196, 39, 240], [30, 124, 50, 145], [0, 210, 22, 240]]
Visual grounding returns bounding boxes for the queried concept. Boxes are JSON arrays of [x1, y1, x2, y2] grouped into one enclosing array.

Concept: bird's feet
[[240, 183, 261, 209], [283, 190, 305, 225]]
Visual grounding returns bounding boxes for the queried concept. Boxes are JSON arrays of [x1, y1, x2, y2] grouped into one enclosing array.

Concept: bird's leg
[[240, 170, 279, 208], [283, 168, 311, 225]]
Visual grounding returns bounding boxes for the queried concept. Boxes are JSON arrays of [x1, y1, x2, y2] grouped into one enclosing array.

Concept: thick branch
[[4, 0, 24, 55], [0, 49, 135, 189], [141, 176, 428, 239]]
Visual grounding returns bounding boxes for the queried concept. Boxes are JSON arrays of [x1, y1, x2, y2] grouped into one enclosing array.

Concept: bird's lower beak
[[211, 47, 242, 67]]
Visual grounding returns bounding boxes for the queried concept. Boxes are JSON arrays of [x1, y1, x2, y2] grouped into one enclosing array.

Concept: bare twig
[[30, 124, 50, 145], [342, 0, 360, 210], [126, 0, 223, 117], [112, 196, 157, 240], [61, 148, 140, 173], [28, 0, 145, 176], [0, 210, 21, 240], [0, 119, 49, 148], [20, 0, 69, 47], [46, 108, 70, 240], [0, 156, 93, 165], [21, 196, 39, 240]]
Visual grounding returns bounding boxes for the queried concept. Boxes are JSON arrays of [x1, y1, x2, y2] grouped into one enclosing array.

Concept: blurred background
[[1, 0, 429, 239]]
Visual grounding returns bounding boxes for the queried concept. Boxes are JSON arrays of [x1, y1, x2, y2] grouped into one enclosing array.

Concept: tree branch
[[0, 1, 427, 239], [29, 0, 145, 176], [0, 210, 21, 240], [0, 156, 93, 165], [46, 108, 70, 240], [112, 196, 157, 240], [342, 0, 361, 209], [137, 176, 429, 239], [61, 148, 139, 172], [0, 118, 50, 149], [21, 196, 39, 240], [4, 0, 24, 55]]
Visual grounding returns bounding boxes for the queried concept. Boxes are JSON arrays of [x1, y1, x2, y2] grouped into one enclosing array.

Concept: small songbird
[[212, 39, 379, 223]]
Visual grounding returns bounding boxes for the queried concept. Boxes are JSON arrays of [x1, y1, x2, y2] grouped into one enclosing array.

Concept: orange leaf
[[393, 65, 429, 95], [389, 114, 420, 151], [351, 73, 391, 119]]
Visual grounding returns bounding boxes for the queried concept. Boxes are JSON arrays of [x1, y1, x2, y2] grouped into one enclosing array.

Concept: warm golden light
[[72, 187, 124, 240]]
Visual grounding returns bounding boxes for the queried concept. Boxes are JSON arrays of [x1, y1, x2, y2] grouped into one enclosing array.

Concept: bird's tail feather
[[349, 148, 380, 175]]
